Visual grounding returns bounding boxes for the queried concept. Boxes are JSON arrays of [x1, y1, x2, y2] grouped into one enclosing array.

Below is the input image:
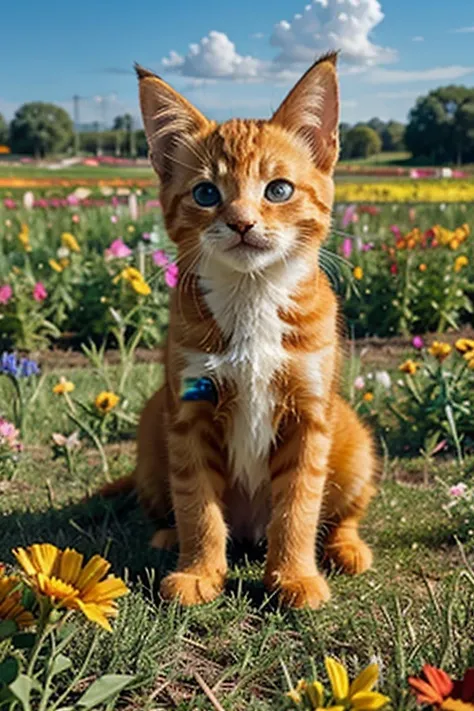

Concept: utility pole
[[130, 115, 137, 159], [73, 94, 80, 155]]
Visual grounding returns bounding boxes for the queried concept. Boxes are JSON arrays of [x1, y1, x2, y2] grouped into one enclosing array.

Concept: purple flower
[[362, 242, 374, 252], [152, 250, 169, 267], [390, 225, 401, 239], [33, 282, 48, 302], [412, 336, 424, 350], [341, 238, 353, 259], [354, 376, 365, 390], [0, 284, 13, 305], [0, 352, 39, 378], [449, 483, 467, 497], [105, 239, 132, 260], [342, 204, 357, 228], [165, 263, 178, 288]]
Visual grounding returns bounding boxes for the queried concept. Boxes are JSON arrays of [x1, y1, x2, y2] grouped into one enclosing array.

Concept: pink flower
[[0, 284, 13, 305], [412, 336, 424, 350], [342, 204, 357, 228], [3, 198, 17, 209], [142, 232, 151, 241], [341, 238, 352, 259], [362, 242, 374, 252], [408, 208, 416, 222], [152, 250, 169, 267], [105, 239, 132, 260], [72, 214, 80, 224], [354, 376, 365, 390], [165, 263, 179, 288], [110, 215, 118, 224], [33, 282, 48, 302], [0, 418, 21, 450], [67, 194, 80, 206], [390, 225, 401, 239], [449, 483, 467, 497]]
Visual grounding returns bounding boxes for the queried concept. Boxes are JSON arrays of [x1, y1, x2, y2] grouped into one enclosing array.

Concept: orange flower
[[353, 266, 363, 280], [363, 392, 374, 402], [429, 341, 452, 361], [399, 360, 418, 375], [408, 665, 453, 706], [419, 263, 427, 272]]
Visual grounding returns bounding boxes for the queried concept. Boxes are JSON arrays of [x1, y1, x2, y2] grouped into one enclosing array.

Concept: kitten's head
[[137, 54, 339, 274]]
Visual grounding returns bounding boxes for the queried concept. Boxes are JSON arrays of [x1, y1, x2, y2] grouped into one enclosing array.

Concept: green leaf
[[9, 674, 33, 711], [50, 654, 72, 678], [0, 658, 19, 686], [12, 633, 36, 650], [76, 674, 135, 709], [0, 620, 17, 641]]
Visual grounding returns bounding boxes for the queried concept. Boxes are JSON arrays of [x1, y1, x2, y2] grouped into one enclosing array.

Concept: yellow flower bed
[[335, 180, 474, 203]]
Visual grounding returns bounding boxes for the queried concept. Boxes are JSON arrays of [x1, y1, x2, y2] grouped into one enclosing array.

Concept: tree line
[[1, 84, 474, 164]]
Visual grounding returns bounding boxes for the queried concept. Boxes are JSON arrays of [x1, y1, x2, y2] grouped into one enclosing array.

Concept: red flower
[[452, 669, 474, 704], [390, 263, 398, 275], [409, 665, 454, 706]]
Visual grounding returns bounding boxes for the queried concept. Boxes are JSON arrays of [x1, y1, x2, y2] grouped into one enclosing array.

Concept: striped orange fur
[[125, 54, 377, 607]]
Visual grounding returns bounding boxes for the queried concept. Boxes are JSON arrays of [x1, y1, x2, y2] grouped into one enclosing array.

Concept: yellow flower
[[127, 225, 136, 233], [13, 544, 129, 632], [399, 359, 418, 375], [363, 392, 374, 402], [60, 258, 70, 269], [450, 239, 460, 251], [95, 391, 120, 414], [419, 263, 427, 272], [114, 266, 151, 296], [454, 256, 469, 273], [428, 341, 452, 361], [53, 377, 75, 395], [49, 258, 64, 273], [0, 565, 34, 629], [353, 266, 363, 281], [18, 224, 31, 252], [325, 658, 390, 710], [455, 338, 474, 353], [61, 232, 81, 253], [463, 350, 474, 369]]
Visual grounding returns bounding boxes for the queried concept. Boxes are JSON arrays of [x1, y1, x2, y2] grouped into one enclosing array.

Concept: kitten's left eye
[[264, 179, 294, 203]]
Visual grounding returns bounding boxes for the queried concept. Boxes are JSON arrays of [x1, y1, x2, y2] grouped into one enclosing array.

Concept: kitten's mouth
[[226, 235, 272, 253]]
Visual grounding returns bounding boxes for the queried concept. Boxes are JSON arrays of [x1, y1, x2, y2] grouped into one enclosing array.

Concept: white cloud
[[367, 65, 474, 84], [162, 31, 265, 80], [251, 32, 264, 39], [162, 0, 395, 82], [412, 36, 424, 42], [452, 26, 474, 33], [270, 0, 397, 67], [375, 90, 422, 99]]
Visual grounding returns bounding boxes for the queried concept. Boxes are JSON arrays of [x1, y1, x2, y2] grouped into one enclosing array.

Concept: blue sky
[[1, 0, 473, 127]]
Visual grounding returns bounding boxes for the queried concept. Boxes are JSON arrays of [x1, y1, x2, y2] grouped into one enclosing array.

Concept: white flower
[[23, 191, 35, 210], [57, 246, 70, 259], [375, 371, 392, 389]]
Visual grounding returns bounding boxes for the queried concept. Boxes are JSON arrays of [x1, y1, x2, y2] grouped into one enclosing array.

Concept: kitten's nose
[[226, 221, 255, 237]]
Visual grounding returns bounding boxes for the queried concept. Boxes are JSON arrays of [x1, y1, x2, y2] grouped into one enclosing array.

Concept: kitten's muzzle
[[225, 226, 273, 252]]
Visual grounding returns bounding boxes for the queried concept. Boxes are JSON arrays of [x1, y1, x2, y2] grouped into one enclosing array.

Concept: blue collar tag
[[180, 377, 218, 406]]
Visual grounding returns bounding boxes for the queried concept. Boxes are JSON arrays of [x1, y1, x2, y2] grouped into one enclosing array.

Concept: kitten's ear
[[135, 64, 209, 181], [270, 52, 340, 173]]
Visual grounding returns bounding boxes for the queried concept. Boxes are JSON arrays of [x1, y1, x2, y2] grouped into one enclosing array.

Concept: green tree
[[381, 121, 405, 151], [405, 86, 474, 164], [367, 117, 385, 138], [113, 113, 133, 131], [0, 113, 8, 145], [343, 125, 382, 159], [9, 102, 74, 157]]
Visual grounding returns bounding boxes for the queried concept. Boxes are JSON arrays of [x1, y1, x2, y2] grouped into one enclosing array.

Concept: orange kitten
[[105, 53, 376, 608]]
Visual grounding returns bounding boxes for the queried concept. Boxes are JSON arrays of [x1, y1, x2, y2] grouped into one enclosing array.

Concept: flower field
[[1, 176, 474, 709]]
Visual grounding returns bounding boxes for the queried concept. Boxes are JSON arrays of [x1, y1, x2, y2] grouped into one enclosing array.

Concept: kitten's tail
[[95, 475, 135, 499]]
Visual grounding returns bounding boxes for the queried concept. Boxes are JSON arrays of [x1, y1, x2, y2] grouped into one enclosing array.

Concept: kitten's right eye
[[192, 182, 221, 208]]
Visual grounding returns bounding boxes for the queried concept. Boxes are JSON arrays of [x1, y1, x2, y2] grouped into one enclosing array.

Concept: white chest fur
[[182, 258, 309, 498]]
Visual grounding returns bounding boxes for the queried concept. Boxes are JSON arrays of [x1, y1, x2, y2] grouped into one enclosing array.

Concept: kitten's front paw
[[265, 572, 330, 609], [160, 570, 224, 605]]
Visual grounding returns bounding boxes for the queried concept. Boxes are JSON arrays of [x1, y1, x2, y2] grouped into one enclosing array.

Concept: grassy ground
[[1, 358, 474, 710]]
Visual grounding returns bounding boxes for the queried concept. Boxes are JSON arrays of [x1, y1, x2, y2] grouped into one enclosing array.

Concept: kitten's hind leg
[[323, 396, 377, 575], [151, 528, 178, 550]]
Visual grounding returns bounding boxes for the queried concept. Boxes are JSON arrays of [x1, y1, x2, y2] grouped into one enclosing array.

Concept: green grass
[[1, 359, 474, 709]]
